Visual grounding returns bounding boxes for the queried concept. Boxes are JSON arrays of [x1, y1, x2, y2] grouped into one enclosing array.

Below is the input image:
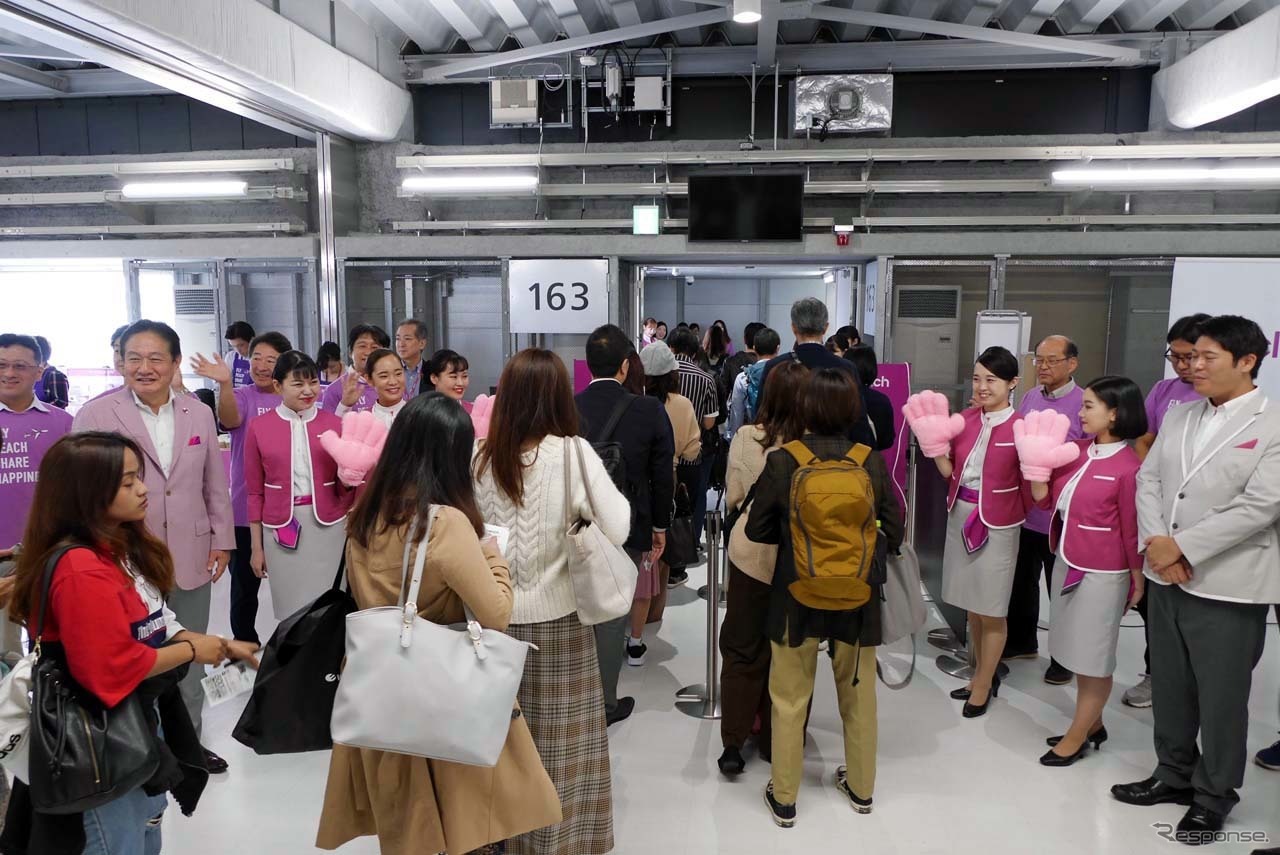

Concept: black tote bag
[[663, 484, 698, 568], [232, 551, 356, 755]]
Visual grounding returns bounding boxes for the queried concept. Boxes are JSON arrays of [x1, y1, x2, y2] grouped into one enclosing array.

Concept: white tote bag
[[330, 508, 536, 766], [563, 437, 637, 626], [0, 652, 35, 781], [880, 543, 927, 646]]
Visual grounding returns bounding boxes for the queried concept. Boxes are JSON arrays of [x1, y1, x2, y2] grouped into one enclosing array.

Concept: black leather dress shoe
[[718, 746, 746, 776], [606, 696, 636, 726], [1110, 776, 1194, 807], [202, 747, 229, 774], [1175, 804, 1226, 845], [1249, 847, 1280, 854]]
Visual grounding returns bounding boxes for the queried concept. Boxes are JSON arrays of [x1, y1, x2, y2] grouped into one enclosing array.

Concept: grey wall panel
[[643, 278, 678, 332], [86, 99, 141, 155], [443, 276, 503, 397], [1004, 268, 1110, 383], [683, 278, 764, 352], [244, 121, 299, 150], [138, 97, 193, 154], [36, 102, 89, 156], [0, 103, 39, 156], [766, 278, 828, 350], [189, 101, 246, 150]]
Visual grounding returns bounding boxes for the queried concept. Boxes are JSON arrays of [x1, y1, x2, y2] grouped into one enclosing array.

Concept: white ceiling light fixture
[[1051, 164, 1280, 186], [402, 173, 539, 193], [120, 180, 248, 199], [733, 0, 762, 25]]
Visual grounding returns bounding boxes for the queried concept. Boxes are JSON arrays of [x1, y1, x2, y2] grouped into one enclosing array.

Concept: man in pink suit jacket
[[72, 320, 235, 773]]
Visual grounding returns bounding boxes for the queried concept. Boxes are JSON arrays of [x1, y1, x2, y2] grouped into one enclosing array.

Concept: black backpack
[[587, 393, 634, 498]]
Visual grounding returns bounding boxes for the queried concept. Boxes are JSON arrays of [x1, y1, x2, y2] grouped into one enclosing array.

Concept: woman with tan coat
[[640, 340, 701, 618], [718, 360, 810, 776], [317, 393, 561, 855]]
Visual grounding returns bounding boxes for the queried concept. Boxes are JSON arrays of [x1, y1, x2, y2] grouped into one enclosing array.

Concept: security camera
[[685, 275, 695, 285]]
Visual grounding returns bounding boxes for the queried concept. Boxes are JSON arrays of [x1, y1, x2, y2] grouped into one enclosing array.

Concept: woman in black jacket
[[745, 367, 904, 829]]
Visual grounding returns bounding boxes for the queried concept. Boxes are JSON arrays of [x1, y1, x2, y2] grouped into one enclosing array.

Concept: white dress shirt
[[371, 399, 406, 430], [1056, 439, 1126, 515], [960, 405, 1015, 489], [276, 404, 316, 497], [1192, 387, 1259, 459], [132, 390, 176, 476]]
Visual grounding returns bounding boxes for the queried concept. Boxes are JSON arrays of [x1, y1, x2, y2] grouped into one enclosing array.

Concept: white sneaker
[[626, 637, 647, 666], [1122, 674, 1153, 708]]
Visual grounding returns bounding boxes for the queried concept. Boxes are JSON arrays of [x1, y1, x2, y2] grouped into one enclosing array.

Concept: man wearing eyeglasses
[[73, 320, 237, 775], [1119, 313, 1211, 711], [1005, 335, 1085, 685]]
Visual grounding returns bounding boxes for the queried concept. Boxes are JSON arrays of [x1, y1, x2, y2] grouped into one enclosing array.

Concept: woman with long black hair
[[5, 431, 257, 854]]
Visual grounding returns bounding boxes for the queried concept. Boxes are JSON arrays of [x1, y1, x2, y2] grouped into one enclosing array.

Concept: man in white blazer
[[1113, 315, 1280, 841]]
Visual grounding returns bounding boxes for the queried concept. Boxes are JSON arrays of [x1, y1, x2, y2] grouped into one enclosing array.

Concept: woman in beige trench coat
[[316, 393, 562, 855]]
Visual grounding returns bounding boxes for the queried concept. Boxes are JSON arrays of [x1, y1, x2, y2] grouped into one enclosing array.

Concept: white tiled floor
[[170, 561, 1280, 855]]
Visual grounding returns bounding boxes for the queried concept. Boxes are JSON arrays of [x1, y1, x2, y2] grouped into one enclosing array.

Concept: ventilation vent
[[897, 287, 959, 320], [174, 290, 215, 316]]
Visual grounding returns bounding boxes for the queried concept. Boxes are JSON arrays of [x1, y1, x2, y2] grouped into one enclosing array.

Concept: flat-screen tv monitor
[[687, 173, 804, 242]]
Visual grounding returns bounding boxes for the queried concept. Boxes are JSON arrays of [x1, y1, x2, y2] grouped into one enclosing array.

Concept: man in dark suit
[[759, 297, 878, 449], [576, 324, 676, 726]]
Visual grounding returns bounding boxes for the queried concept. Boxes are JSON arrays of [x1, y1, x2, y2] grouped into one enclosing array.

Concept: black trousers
[[719, 563, 773, 751], [229, 525, 261, 644], [1149, 582, 1268, 816], [1135, 587, 1152, 674], [1006, 529, 1054, 654]]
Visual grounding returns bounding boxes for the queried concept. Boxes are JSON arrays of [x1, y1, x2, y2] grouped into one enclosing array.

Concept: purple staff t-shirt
[[227, 351, 253, 389], [0, 400, 73, 549], [1144, 377, 1201, 436], [229, 385, 281, 527], [1017, 381, 1086, 535], [319, 371, 378, 414]]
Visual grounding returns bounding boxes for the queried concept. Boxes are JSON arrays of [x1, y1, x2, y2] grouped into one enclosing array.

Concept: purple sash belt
[[273, 495, 313, 550], [956, 486, 988, 554]]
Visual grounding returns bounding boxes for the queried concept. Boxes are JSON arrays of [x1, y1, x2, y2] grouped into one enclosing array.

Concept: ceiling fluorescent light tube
[[121, 180, 248, 199], [1052, 165, 1280, 186], [402, 174, 539, 193], [733, 0, 762, 24]]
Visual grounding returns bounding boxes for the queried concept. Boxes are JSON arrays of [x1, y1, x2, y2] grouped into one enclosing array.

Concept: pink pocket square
[[187, 436, 202, 447], [1235, 439, 1258, 450]]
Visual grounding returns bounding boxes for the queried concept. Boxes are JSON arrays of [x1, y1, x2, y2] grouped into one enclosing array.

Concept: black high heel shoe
[[962, 673, 1000, 718], [1046, 726, 1109, 750], [950, 685, 973, 701], [1040, 743, 1089, 767]]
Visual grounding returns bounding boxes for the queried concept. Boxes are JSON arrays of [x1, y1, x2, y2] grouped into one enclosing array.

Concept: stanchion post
[[676, 510, 723, 719]]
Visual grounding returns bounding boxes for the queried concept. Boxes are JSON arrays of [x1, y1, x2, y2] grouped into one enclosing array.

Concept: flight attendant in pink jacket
[[1021, 376, 1147, 767], [904, 346, 1033, 719], [245, 351, 354, 620], [71, 319, 235, 772]]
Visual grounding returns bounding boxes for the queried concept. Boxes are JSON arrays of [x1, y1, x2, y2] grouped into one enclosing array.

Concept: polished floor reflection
[[171, 559, 1280, 855]]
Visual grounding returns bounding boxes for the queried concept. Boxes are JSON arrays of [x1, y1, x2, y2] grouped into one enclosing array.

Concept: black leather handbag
[[663, 484, 698, 568], [28, 545, 161, 815], [232, 551, 356, 755]]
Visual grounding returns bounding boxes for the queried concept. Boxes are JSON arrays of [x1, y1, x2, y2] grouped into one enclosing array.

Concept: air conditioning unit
[[490, 79, 538, 126], [893, 286, 961, 388], [172, 282, 220, 374]]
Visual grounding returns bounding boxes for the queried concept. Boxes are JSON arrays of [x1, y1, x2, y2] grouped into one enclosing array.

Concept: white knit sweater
[[474, 435, 632, 625]]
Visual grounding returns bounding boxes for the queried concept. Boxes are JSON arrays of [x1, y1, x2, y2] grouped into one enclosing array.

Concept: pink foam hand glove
[[318, 411, 389, 487], [1012, 409, 1081, 483], [902, 390, 965, 459], [470, 394, 494, 439]]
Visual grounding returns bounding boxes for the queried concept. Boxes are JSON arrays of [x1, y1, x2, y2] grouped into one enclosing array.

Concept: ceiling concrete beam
[[0, 55, 67, 90], [807, 2, 1145, 59], [417, 7, 733, 78], [1054, 0, 1130, 33]]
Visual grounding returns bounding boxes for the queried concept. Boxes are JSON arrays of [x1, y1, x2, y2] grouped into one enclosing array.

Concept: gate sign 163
[[508, 259, 609, 334]]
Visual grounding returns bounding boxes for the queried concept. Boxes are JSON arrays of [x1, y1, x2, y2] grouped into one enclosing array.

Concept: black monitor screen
[[687, 173, 804, 242]]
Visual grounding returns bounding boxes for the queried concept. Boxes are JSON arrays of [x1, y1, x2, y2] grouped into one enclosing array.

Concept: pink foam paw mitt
[[319, 411, 389, 487], [903, 390, 965, 458], [470, 394, 495, 439], [1012, 409, 1080, 483]]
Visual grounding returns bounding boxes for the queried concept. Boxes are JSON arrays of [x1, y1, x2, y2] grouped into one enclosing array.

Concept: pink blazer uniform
[[946, 407, 1031, 529], [1036, 439, 1142, 573], [72, 387, 234, 591], [244, 409, 353, 528]]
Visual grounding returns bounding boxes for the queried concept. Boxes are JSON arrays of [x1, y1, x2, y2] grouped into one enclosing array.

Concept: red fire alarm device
[[835, 232, 850, 247]]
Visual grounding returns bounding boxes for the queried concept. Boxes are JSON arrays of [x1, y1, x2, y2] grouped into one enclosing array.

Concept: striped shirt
[[675, 355, 719, 424]]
